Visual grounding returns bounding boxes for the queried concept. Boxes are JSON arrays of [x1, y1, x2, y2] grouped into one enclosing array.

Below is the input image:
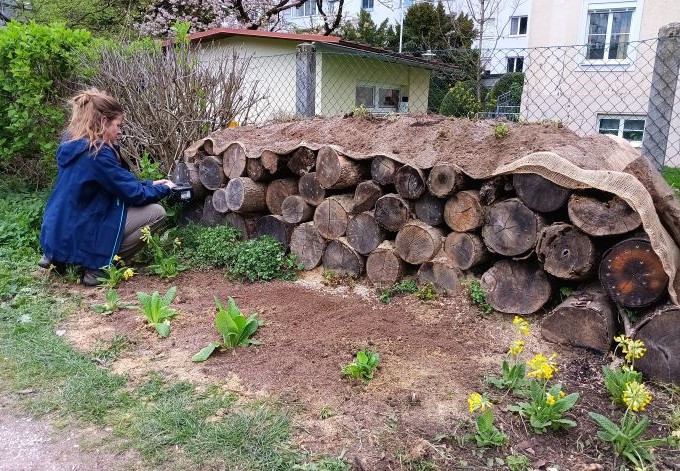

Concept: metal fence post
[[642, 23, 680, 170], [296, 43, 316, 118]]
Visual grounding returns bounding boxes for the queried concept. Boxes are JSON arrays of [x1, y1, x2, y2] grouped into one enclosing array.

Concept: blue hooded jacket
[[40, 138, 172, 269]]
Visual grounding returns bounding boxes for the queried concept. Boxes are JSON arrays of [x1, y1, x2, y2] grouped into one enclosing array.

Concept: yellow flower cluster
[[508, 339, 525, 356], [526, 353, 558, 380], [140, 226, 152, 244], [468, 393, 492, 413], [123, 268, 135, 281], [623, 381, 652, 412], [512, 316, 530, 336], [545, 391, 566, 406], [614, 335, 647, 363]]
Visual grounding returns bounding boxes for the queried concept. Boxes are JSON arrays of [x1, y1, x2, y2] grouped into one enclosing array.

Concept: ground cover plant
[[90, 288, 135, 315], [136, 286, 180, 337], [342, 349, 380, 383]]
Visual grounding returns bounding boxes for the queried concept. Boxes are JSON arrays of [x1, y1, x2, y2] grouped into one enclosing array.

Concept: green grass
[[662, 166, 680, 197]]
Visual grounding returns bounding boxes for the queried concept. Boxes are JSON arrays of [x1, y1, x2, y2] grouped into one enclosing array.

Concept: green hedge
[[439, 82, 481, 118]]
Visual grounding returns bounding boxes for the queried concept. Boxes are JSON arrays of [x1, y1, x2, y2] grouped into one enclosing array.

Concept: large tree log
[[482, 198, 545, 256], [322, 237, 365, 276], [211, 188, 230, 214], [353, 181, 383, 213], [171, 161, 206, 200], [374, 193, 412, 232], [414, 193, 446, 226], [536, 223, 596, 280], [289, 222, 327, 270], [444, 190, 484, 232], [395, 220, 444, 265], [281, 195, 314, 224], [443, 232, 488, 270], [266, 178, 299, 215], [225, 177, 268, 213], [346, 212, 386, 256], [633, 304, 680, 383], [298, 172, 326, 206], [288, 147, 316, 176], [201, 194, 227, 227], [513, 173, 570, 213], [479, 176, 512, 206], [426, 163, 466, 198], [417, 257, 463, 295], [261, 150, 290, 174], [366, 241, 405, 286], [568, 193, 642, 236], [599, 237, 669, 308], [541, 285, 616, 353], [246, 158, 274, 182], [371, 155, 401, 185], [395, 164, 427, 199], [313, 194, 355, 239], [316, 146, 368, 189], [222, 142, 247, 178], [198, 155, 226, 190], [253, 215, 296, 249], [225, 212, 258, 239], [480, 260, 552, 314]]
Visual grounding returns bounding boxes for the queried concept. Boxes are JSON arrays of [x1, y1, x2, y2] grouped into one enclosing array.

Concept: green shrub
[[488, 72, 525, 103], [177, 224, 242, 269], [225, 236, 298, 282], [438, 82, 481, 118]]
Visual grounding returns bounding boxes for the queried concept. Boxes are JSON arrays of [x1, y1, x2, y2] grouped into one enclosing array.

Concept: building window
[[586, 8, 633, 60], [482, 18, 496, 38], [293, 0, 318, 17], [356, 86, 375, 108], [356, 86, 401, 111], [509, 16, 528, 36], [598, 115, 645, 146], [507, 57, 524, 72], [362, 0, 374, 10], [378, 88, 400, 110]]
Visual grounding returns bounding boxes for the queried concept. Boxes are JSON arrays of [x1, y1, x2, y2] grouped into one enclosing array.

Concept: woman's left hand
[[153, 179, 177, 189]]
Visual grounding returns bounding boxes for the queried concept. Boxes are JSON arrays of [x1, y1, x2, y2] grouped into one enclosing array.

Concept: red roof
[[188, 27, 341, 44]]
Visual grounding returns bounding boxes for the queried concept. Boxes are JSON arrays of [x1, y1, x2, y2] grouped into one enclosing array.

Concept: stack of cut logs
[[174, 142, 678, 382]]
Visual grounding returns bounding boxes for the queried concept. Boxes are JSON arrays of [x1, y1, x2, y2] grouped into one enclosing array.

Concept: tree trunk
[[346, 211, 386, 256], [395, 220, 445, 265], [211, 188, 230, 214], [281, 195, 314, 224], [481, 259, 552, 314], [198, 155, 226, 191], [290, 222, 327, 270], [261, 150, 289, 174], [366, 240, 404, 286], [599, 237, 669, 308], [633, 304, 680, 383], [353, 180, 383, 213], [417, 257, 463, 295], [536, 223, 596, 280], [253, 215, 296, 249], [395, 164, 427, 199], [201, 194, 227, 226], [414, 193, 446, 226], [316, 146, 368, 189], [171, 161, 206, 199], [374, 193, 412, 232], [222, 142, 247, 178], [513, 173, 570, 213], [479, 176, 511, 206], [567, 193, 642, 236], [225, 177, 268, 213], [371, 155, 401, 185], [444, 190, 484, 232], [426, 163, 466, 197], [482, 198, 545, 256], [246, 158, 274, 182], [298, 172, 326, 206], [225, 212, 258, 239], [266, 178, 299, 215], [541, 285, 616, 353], [443, 232, 488, 270], [288, 146, 316, 176], [322, 237, 365, 277], [313, 194, 355, 239]]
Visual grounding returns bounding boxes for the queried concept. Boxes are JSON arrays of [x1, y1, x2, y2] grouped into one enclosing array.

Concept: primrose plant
[[192, 297, 263, 362], [91, 289, 135, 315], [136, 286, 180, 337], [342, 349, 380, 382]]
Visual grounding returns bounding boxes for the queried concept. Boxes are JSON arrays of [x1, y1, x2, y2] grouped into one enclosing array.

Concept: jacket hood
[[57, 138, 92, 167]]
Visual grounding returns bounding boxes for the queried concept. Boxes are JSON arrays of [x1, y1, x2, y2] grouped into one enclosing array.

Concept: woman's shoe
[[82, 269, 105, 287], [38, 255, 52, 269], [38, 255, 66, 274]]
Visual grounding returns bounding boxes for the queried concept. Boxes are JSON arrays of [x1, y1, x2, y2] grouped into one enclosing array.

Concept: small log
[[443, 232, 487, 270], [414, 193, 446, 226], [288, 147, 316, 176], [482, 198, 545, 256], [290, 222, 327, 270], [246, 158, 273, 182], [322, 237, 365, 277], [200, 194, 227, 227], [536, 223, 596, 280], [568, 193, 642, 236], [634, 304, 680, 383], [366, 241, 404, 286], [261, 150, 289, 174], [394, 164, 427, 199], [298, 172, 325, 206], [225, 212, 258, 239], [444, 190, 484, 232], [316, 146, 368, 189], [417, 257, 463, 295], [171, 161, 206, 199], [426, 163, 466, 198], [266, 178, 299, 215], [599, 237, 669, 308], [541, 285, 616, 353], [513, 173, 570, 213], [353, 181, 383, 213], [371, 155, 401, 185], [222, 142, 247, 178], [202, 140, 215, 155], [198, 155, 226, 191], [211, 188, 230, 214], [395, 220, 445, 265], [253, 215, 295, 249], [374, 193, 412, 232], [225, 177, 268, 213], [346, 212, 386, 256], [313, 194, 355, 240], [479, 176, 511, 206], [480, 259, 552, 314], [281, 195, 314, 224]]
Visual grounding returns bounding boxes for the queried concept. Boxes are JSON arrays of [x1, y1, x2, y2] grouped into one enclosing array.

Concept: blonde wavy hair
[[66, 88, 124, 151]]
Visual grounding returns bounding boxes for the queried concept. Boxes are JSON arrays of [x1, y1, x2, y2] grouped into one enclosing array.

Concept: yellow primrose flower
[[512, 316, 530, 336], [622, 381, 652, 412], [140, 226, 152, 244], [526, 353, 558, 380], [113, 255, 121, 262], [624, 339, 647, 362], [508, 339, 525, 356], [173, 238, 181, 247], [122, 268, 135, 280], [546, 393, 556, 406], [468, 393, 492, 413], [558, 391, 566, 399]]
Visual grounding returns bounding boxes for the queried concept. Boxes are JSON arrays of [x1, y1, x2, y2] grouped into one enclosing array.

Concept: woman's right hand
[[153, 179, 177, 189]]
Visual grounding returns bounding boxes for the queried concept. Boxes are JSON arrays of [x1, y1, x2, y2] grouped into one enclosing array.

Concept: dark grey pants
[[118, 204, 166, 261]]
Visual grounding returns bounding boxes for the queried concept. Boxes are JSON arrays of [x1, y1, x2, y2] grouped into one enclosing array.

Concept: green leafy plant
[[603, 365, 643, 407], [414, 282, 438, 301], [91, 289, 135, 315], [439, 82, 482, 118], [506, 454, 531, 471], [379, 279, 418, 303], [192, 297, 262, 362], [350, 104, 374, 120], [141, 226, 185, 278], [97, 262, 135, 288], [177, 224, 242, 269], [136, 152, 164, 181], [487, 316, 530, 394], [136, 286, 180, 337], [508, 381, 579, 434], [225, 236, 298, 282], [342, 349, 380, 382], [322, 269, 357, 288], [467, 393, 507, 447], [493, 123, 509, 138], [462, 279, 493, 314]]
